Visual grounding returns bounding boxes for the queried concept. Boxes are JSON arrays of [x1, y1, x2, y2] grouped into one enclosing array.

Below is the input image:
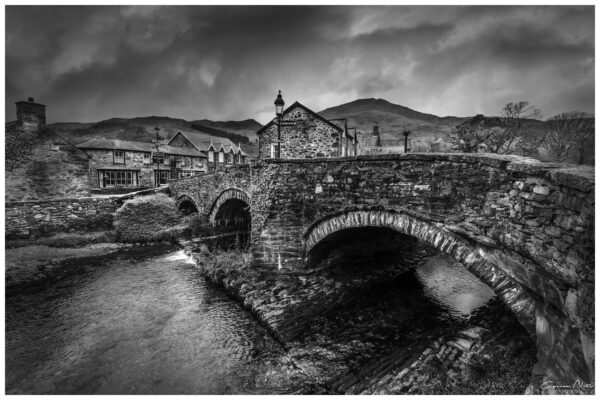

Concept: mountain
[[190, 119, 262, 138], [318, 98, 468, 142]]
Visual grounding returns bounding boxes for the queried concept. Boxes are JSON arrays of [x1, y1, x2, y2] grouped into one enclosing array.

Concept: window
[[270, 143, 279, 158], [99, 170, 138, 188], [178, 170, 199, 178], [114, 150, 125, 164], [163, 155, 170, 166], [218, 151, 224, 163], [143, 153, 151, 164], [228, 152, 234, 164], [208, 150, 214, 163], [238, 154, 242, 164], [155, 170, 170, 185]]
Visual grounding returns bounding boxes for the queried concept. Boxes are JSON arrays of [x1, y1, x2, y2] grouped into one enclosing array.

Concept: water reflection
[[416, 254, 495, 317]]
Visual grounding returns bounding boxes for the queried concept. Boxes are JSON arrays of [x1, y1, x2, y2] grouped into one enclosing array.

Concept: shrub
[[114, 194, 182, 242]]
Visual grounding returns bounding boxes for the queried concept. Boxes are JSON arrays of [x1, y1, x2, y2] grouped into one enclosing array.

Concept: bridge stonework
[[169, 153, 594, 389]]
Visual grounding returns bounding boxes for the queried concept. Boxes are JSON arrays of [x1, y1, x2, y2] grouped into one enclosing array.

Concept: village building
[[76, 138, 209, 190], [166, 130, 250, 167], [256, 95, 354, 159]]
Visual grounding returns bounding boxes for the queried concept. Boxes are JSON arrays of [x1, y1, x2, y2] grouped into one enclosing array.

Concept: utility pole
[[154, 126, 161, 186]]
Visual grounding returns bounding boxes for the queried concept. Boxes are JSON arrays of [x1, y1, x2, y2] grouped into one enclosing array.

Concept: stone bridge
[[169, 153, 594, 389]]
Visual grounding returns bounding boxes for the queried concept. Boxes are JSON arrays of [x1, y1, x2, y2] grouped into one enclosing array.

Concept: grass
[[114, 193, 182, 243]]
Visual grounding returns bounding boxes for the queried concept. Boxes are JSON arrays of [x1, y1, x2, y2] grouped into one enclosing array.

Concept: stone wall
[[259, 104, 342, 159], [5, 197, 118, 239], [5, 187, 169, 239]]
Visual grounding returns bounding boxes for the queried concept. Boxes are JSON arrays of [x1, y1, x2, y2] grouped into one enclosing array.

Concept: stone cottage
[[76, 138, 209, 191], [256, 100, 353, 159]]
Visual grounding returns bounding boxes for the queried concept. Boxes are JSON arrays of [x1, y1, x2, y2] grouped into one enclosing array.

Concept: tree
[[449, 114, 503, 153], [449, 101, 540, 154], [542, 112, 594, 164], [485, 101, 541, 154]]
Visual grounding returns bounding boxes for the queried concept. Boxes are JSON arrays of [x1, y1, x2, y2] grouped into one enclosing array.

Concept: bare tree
[[485, 101, 541, 154], [542, 112, 594, 164]]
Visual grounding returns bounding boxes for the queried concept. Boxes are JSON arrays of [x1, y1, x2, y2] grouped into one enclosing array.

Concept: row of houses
[[7, 93, 399, 198], [76, 131, 249, 189]]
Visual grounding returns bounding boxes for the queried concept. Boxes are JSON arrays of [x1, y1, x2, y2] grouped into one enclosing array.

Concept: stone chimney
[[372, 124, 381, 147], [16, 97, 46, 128]]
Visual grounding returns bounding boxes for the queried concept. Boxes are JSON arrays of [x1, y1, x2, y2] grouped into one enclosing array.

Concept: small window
[[270, 143, 278, 158], [114, 150, 125, 164], [218, 151, 224, 163], [143, 153, 151, 164], [208, 150, 214, 163]]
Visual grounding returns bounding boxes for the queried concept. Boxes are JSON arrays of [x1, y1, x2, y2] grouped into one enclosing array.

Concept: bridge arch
[[176, 194, 199, 216], [303, 209, 537, 336], [207, 188, 252, 226]]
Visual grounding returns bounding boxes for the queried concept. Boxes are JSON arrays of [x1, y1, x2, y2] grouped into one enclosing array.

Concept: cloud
[[5, 5, 594, 124]]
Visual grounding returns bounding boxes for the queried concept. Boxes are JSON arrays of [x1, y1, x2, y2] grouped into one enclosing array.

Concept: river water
[[5, 245, 495, 394]]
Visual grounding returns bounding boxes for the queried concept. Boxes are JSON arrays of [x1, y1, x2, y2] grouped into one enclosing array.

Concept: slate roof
[[166, 130, 250, 157], [256, 101, 345, 136], [76, 138, 208, 158]]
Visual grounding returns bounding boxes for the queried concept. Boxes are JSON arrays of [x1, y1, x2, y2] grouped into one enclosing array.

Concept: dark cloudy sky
[[6, 5, 595, 124]]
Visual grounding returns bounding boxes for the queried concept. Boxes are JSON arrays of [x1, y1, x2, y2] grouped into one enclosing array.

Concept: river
[[6, 245, 500, 394]]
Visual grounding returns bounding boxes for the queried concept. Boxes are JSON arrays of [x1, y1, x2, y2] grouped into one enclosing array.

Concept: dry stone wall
[[5, 197, 118, 239]]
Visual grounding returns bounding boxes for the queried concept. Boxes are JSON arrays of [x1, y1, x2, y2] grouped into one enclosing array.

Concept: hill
[[318, 98, 468, 143], [46, 116, 261, 156]]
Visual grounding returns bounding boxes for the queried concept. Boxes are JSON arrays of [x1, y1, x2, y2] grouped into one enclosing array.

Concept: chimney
[[372, 124, 381, 147], [16, 97, 46, 128]]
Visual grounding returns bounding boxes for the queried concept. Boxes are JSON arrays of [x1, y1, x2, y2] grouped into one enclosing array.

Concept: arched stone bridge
[[169, 153, 594, 389]]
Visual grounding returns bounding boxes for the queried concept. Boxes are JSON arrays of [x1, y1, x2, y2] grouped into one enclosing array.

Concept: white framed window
[[99, 170, 138, 187], [208, 150, 214, 163], [143, 153, 151, 164], [114, 150, 125, 164], [270, 143, 278, 158], [218, 151, 224, 163]]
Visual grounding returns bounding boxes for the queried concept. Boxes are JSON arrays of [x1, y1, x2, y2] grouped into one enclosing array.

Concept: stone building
[[5, 98, 92, 201], [76, 138, 209, 190], [166, 130, 250, 167], [256, 101, 354, 159]]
